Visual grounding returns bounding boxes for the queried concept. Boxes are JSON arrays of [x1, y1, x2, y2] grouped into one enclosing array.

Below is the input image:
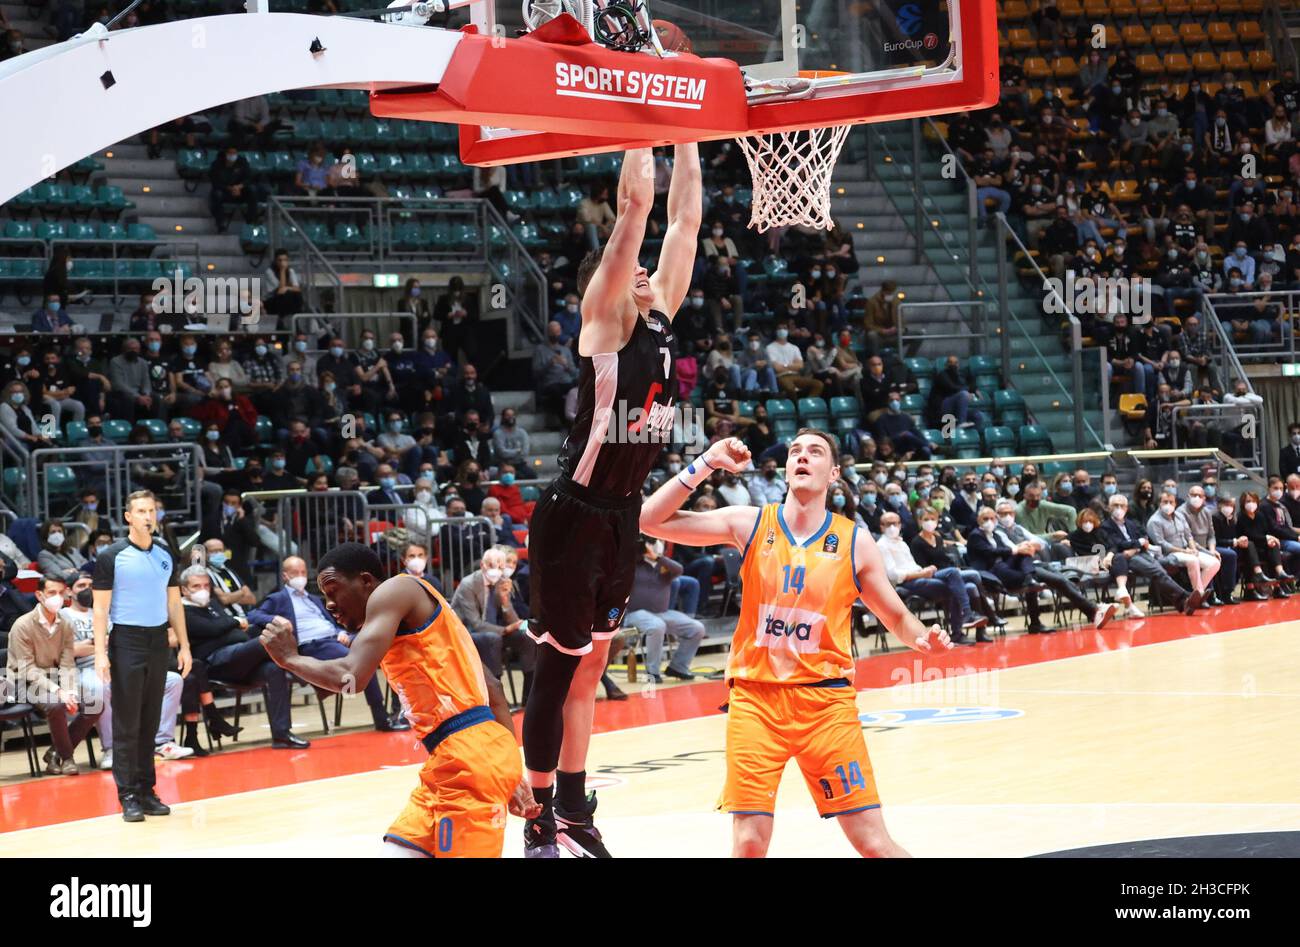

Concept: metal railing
[[266, 194, 549, 355], [22, 442, 203, 531], [290, 312, 418, 350], [922, 116, 979, 289], [1203, 290, 1298, 365], [245, 488, 500, 591], [897, 300, 988, 359], [1127, 447, 1267, 493], [266, 196, 346, 314], [995, 214, 1100, 453], [1168, 402, 1265, 475]]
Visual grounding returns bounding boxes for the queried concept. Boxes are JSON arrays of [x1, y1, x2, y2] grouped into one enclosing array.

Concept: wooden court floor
[[3, 602, 1299, 857]]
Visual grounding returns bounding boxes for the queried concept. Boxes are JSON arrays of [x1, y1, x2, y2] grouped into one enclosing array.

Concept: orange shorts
[[718, 679, 880, 819], [385, 720, 522, 857]]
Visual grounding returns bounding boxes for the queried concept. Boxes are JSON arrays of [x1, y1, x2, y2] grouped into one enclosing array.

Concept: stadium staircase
[[862, 120, 1116, 453]]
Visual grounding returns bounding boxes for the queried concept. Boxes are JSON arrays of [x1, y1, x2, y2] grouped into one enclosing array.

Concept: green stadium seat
[[900, 393, 926, 415], [36, 221, 68, 242], [68, 222, 98, 242], [137, 419, 168, 440], [35, 182, 72, 210], [103, 419, 133, 443], [2, 468, 27, 500], [98, 222, 128, 242], [45, 466, 78, 495], [68, 185, 97, 214], [994, 390, 1027, 427], [126, 223, 158, 242], [952, 428, 982, 459], [520, 485, 540, 502], [255, 416, 274, 446], [3, 220, 36, 241], [176, 149, 209, 179], [922, 429, 946, 453], [982, 426, 1016, 454], [305, 455, 334, 474], [1018, 424, 1053, 454], [797, 397, 828, 426], [94, 184, 134, 213], [177, 418, 203, 440], [65, 421, 88, 446], [240, 224, 269, 254]]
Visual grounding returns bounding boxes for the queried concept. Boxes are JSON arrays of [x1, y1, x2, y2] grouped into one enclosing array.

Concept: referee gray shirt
[[92, 538, 178, 626]]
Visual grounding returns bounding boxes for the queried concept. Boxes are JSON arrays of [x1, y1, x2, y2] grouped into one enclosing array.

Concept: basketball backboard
[[368, 0, 996, 165]]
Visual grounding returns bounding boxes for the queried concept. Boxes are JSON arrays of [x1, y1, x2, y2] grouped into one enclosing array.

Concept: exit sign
[[372, 274, 399, 288]]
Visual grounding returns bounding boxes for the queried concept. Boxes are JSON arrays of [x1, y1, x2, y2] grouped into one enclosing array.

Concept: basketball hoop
[[736, 71, 851, 232]]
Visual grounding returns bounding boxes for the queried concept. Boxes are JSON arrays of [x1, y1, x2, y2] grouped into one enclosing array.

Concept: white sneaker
[[1124, 602, 1145, 619], [1093, 602, 1116, 629], [99, 750, 113, 771], [155, 742, 195, 761]]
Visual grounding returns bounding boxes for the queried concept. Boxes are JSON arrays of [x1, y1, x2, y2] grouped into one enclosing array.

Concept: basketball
[[652, 19, 692, 54]]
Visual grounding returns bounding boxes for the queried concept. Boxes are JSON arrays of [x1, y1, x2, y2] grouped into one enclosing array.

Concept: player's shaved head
[[316, 542, 386, 632]]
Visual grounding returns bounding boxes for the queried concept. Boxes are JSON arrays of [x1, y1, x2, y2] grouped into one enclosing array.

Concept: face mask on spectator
[[1244, 501, 1258, 514], [668, 462, 682, 474], [1081, 521, 1094, 533], [884, 524, 901, 539], [920, 519, 936, 534], [1270, 489, 1284, 501], [330, 345, 345, 358], [47, 531, 65, 548], [979, 519, 995, 533], [776, 329, 788, 341], [405, 557, 427, 576], [1007, 483, 1020, 497], [889, 399, 901, 412], [189, 588, 211, 607], [76, 588, 94, 608], [862, 492, 877, 507], [208, 551, 227, 568], [999, 514, 1015, 529], [1161, 502, 1175, 515], [294, 340, 308, 353], [1059, 481, 1073, 495], [874, 473, 887, 485], [500, 472, 515, 486], [254, 345, 268, 357], [361, 338, 375, 351], [484, 567, 503, 583], [286, 575, 308, 592], [691, 297, 705, 309], [416, 489, 433, 504], [1189, 495, 1204, 509], [1111, 508, 1126, 522], [832, 494, 846, 509], [380, 476, 397, 490], [887, 493, 904, 508]]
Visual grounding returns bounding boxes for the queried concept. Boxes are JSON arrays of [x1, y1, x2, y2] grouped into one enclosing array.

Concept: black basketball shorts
[[525, 476, 642, 655]]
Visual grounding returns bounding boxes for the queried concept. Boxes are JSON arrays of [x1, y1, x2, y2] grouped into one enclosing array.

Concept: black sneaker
[[662, 665, 696, 681], [555, 792, 612, 858], [524, 817, 560, 859], [141, 794, 171, 816], [121, 796, 145, 823]]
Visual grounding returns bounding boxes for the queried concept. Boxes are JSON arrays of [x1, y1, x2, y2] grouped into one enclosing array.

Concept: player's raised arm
[[640, 437, 757, 547], [651, 142, 702, 319], [580, 148, 655, 323], [852, 528, 952, 654], [260, 577, 407, 694]]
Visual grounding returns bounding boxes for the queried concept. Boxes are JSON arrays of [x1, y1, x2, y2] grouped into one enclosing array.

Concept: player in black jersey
[[523, 144, 700, 857]]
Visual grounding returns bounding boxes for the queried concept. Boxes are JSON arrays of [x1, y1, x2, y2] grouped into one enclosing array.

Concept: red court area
[[4, 596, 1296, 834]]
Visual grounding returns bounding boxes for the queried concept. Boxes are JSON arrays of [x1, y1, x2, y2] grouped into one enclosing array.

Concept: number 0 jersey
[[727, 504, 863, 685], [557, 308, 678, 500]]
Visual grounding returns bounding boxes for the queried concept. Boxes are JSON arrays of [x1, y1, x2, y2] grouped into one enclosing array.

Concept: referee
[[93, 489, 192, 823]]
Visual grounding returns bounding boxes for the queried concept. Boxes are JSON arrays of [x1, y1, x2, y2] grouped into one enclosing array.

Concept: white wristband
[[675, 454, 716, 491]]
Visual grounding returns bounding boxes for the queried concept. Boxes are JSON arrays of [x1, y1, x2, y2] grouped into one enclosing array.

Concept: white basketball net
[[736, 124, 851, 232]]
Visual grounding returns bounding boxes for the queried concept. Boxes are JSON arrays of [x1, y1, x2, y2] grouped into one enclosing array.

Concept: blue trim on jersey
[[421, 705, 493, 755], [383, 833, 434, 856], [398, 573, 443, 636], [820, 803, 882, 820], [850, 523, 862, 592], [740, 505, 765, 559], [776, 505, 834, 548]]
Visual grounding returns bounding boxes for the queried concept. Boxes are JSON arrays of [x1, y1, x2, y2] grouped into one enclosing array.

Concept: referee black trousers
[[108, 624, 170, 802]]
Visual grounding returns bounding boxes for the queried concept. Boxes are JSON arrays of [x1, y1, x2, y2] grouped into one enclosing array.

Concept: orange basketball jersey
[[380, 574, 491, 740], [727, 503, 862, 685]]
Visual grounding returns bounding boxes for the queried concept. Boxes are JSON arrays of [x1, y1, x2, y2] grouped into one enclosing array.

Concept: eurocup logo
[[896, 4, 922, 36], [923, 32, 939, 49]]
